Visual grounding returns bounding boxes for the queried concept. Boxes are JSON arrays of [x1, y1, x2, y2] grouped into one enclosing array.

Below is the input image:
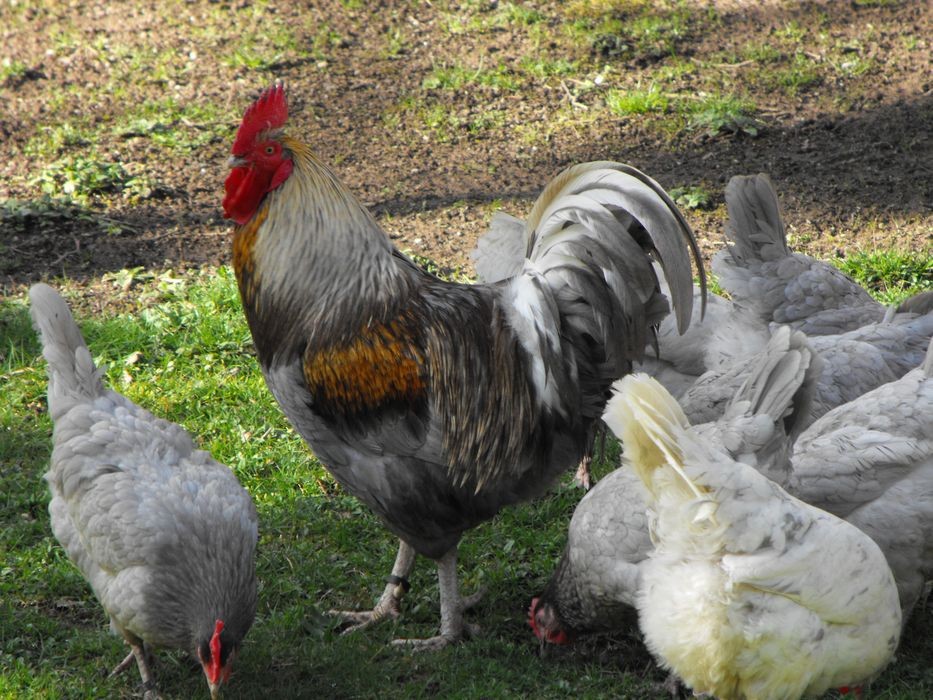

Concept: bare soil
[[1, 0, 930, 293]]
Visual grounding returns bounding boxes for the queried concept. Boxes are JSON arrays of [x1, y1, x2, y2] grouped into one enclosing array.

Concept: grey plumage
[[30, 283, 257, 696], [789, 336, 933, 619], [681, 312, 933, 429], [714, 173, 886, 334]]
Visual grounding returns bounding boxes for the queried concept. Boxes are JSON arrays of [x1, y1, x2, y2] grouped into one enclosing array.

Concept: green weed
[[423, 63, 521, 92], [669, 185, 713, 211], [606, 84, 668, 115]]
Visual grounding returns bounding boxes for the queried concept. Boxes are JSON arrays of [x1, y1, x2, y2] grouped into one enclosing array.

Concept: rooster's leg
[[330, 538, 416, 634], [392, 546, 484, 651]]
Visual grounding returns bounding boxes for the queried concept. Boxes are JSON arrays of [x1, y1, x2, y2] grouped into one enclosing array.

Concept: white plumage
[[606, 373, 901, 700]]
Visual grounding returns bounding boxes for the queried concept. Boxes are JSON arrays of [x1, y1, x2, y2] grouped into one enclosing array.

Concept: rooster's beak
[[209, 680, 221, 699], [227, 156, 247, 168]]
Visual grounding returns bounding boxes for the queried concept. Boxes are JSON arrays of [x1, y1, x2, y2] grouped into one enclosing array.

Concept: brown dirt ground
[[0, 0, 930, 296]]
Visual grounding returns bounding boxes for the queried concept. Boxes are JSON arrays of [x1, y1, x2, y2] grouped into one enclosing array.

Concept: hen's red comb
[[232, 83, 288, 155], [207, 619, 224, 684]]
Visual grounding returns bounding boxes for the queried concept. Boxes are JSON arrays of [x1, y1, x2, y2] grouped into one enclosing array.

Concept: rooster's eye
[[265, 145, 275, 155]]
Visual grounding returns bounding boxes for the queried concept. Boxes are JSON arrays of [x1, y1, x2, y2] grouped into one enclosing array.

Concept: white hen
[[30, 283, 258, 699], [607, 373, 901, 700], [790, 336, 933, 619]]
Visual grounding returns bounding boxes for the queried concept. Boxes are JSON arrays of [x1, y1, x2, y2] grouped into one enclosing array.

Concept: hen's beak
[[209, 681, 221, 699]]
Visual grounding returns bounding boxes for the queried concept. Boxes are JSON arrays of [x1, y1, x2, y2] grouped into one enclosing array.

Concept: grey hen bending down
[[530, 326, 817, 645], [714, 173, 888, 335], [29, 284, 258, 699], [790, 336, 933, 620], [222, 84, 704, 650]]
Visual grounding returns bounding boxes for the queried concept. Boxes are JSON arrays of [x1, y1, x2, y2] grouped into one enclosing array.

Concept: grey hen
[[30, 283, 258, 699], [713, 173, 888, 335]]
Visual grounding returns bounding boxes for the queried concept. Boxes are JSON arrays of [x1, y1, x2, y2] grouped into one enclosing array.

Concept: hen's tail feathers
[[604, 373, 705, 502], [722, 173, 788, 266], [730, 325, 820, 440], [526, 162, 705, 360], [924, 336, 933, 378], [29, 283, 105, 418]]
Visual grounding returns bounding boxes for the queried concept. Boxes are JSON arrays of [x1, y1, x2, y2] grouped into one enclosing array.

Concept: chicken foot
[[331, 538, 416, 634], [391, 546, 484, 652], [109, 641, 161, 700]]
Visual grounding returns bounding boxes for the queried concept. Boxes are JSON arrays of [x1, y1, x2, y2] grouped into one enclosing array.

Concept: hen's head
[[528, 597, 571, 646], [223, 83, 294, 225], [196, 620, 240, 699]]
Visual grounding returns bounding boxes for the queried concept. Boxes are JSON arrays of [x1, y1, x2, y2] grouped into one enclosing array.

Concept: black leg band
[[386, 574, 411, 593]]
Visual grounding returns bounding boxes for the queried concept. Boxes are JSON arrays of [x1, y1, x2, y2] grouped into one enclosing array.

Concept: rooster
[[222, 83, 703, 649], [29, 284, 258, 699]]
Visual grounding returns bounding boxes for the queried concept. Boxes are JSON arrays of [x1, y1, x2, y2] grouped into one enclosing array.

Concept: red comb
[[208, 619, 224, 684], [232, 83, 288, 155]]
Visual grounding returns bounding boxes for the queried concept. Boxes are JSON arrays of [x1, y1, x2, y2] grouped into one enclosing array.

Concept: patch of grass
[[114, 97, 234, 153], [0, 196, 123, 236], [684, 94, 761, 137], [606, 84, 668, 115], [442, 1, 547, 35], [741, 41, 783, 64], [0, 58, 29, 83], [22, 122, 96, 159], [518, 56, 578, 80], [775, 20, 807, 43], [569, 3, 691, 60], [773, 52, 822, 96], [834, 249, 933, 305], [422, 62, 521, 92]]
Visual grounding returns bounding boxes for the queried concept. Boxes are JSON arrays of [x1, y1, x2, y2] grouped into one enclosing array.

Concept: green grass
[[2, 257, 933, 698], [834, 249, 933, 305], [422, 63, 521, 92], [684, 93, 762, 137], [606, 84, 669, 115]]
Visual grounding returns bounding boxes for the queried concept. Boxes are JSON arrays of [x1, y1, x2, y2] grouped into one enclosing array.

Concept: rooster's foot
[[330, 539, 416, 635], [330, 593, 403, 635], [390, 620, 481, 652], [109, 650, 136, 677]]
